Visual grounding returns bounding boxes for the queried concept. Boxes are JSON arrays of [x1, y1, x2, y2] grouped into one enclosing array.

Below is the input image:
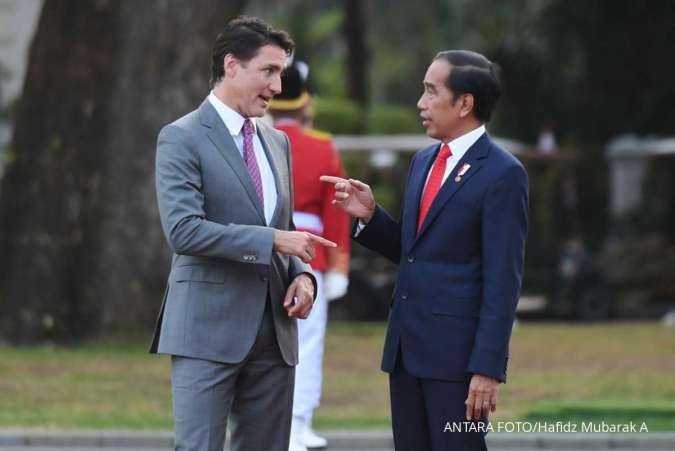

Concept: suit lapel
[[412, 134, 491, 246], [402, 146, 436, 249], [199, 99, 266, 223]]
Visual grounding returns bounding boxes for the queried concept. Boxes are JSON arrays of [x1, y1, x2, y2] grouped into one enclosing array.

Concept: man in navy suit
[[322, 50, 528, 450]]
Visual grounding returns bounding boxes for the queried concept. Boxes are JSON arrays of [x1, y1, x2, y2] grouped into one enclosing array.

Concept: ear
[[223, 53, 239, 79], [459, 94, 475, 118]]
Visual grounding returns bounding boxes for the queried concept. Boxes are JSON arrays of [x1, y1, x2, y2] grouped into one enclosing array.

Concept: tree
[[343, 0, 369, 107], [491, 0, 675, 246], [0, 0, 245, 343]]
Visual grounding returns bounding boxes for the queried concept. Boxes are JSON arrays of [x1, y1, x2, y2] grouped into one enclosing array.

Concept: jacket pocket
[[431, 297, 480, 317], [171, 265, 226, 284]]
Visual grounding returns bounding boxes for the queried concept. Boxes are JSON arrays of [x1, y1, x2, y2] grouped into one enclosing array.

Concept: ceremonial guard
[[269, 60, 351, 451]]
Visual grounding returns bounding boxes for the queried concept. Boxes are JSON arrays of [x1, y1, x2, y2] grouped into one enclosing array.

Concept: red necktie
[[417, 143, 452, 233]]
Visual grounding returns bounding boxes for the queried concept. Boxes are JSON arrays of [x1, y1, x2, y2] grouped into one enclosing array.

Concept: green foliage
[[313, 60, 348, 99], [371, 184, 397, 213], [4, 147, 16, 165], [278, 4, 346, 100], [313, 97, 364, 134], [522, 159, 568, 249], [369, 48, 427, 106], [48, 134, 63, 153], [494, 0, 675, 144], [365, 104, 420, 134], [341, 153, 370, 180], [306, 9, 342, 43], [313, 100, 420, 135]]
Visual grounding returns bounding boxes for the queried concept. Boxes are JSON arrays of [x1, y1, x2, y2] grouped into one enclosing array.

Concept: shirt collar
[[208, 91, 257, 137], [443, 125, 486, 160]]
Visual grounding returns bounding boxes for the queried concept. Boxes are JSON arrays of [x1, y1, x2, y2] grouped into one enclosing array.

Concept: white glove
[[323, 270, 349, 302]]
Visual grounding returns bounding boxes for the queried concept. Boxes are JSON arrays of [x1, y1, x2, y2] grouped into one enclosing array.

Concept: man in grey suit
[[150, 16, 335, 451]]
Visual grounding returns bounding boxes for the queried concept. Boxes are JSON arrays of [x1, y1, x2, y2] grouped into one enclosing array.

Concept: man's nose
[[270, 75, 282, 95], [417, 96, 425, 111]]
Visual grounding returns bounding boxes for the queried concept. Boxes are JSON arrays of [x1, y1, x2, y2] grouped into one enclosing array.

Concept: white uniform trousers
[[292, 271, 327, 423]]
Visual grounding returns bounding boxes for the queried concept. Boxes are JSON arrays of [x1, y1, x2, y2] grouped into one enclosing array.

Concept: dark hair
[[433, 50, 501, 122], [210, 16, 295, 86]]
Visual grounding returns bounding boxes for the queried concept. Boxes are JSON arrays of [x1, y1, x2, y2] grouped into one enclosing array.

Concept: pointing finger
[[306, 233, 337, 247]]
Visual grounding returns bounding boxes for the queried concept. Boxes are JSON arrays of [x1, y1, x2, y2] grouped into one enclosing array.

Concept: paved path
[[1, 430, 673, 450], [0, 448, 665, 451]]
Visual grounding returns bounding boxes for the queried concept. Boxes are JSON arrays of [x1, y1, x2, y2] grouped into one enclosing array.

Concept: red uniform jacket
[[275, 121, 350, 272]]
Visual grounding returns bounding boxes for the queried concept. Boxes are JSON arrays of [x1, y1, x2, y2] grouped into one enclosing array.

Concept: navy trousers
[[389, 351, 488, 451]]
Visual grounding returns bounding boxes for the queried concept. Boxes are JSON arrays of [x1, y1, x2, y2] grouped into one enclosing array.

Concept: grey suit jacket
[[150, 98, 315, 366]]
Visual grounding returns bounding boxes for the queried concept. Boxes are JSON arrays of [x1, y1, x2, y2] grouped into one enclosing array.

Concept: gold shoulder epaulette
[[305, 128, 332, 141]]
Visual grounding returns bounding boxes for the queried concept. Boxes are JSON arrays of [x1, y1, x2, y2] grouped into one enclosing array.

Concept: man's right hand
[[320, 176, 376, 223], [273, 230, 336, 264]]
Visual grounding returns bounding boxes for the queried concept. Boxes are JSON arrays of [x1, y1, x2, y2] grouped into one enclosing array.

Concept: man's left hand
[[465, 374, 499, 420], [283, 274, 315, 319]]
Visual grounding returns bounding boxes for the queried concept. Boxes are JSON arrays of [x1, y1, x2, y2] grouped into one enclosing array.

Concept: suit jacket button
[[401, 293, 408, 301], [260, 275, 268, 282], [407, 255, 415, 263]]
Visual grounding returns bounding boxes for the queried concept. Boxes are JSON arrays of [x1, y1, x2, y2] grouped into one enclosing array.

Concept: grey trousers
[[171, 301, 295, 451]]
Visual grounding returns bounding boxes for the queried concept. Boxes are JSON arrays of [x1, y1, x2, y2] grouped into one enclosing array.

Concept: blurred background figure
[[537, 123, 558, 154], [269, 58, 351, 451]]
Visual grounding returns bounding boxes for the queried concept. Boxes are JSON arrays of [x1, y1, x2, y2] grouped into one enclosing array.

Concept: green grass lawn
[[0, 322, 674, 430]]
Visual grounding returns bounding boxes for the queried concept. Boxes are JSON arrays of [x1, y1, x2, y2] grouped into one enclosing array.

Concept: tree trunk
[[343, 0, 369, 107], [0, 0, 245, 343]]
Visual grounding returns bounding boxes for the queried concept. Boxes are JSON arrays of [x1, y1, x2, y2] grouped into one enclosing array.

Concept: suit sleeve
[[155, 124, 274, 264], [467, 163, 529, 382], [282, 132, 318, 299], [353, 154, 418, 265], [353, 206, 402, 264]]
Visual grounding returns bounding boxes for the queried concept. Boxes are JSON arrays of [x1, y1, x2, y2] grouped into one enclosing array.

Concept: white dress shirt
[[422, 125, 485, 189], [356, 125, 486, 234], [208, 91, 278, 225]]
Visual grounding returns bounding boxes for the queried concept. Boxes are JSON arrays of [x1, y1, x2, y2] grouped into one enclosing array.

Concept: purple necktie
[[242, 119, 264, 210]]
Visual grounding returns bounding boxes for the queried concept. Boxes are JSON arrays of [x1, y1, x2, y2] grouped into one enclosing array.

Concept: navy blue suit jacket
[[355, 133, 528, 382]]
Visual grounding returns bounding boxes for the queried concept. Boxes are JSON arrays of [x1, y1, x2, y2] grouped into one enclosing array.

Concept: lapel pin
[[455, 163, 471, 183]]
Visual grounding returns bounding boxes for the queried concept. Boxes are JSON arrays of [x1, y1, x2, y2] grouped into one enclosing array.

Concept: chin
[[246, 108, 265, 118]]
